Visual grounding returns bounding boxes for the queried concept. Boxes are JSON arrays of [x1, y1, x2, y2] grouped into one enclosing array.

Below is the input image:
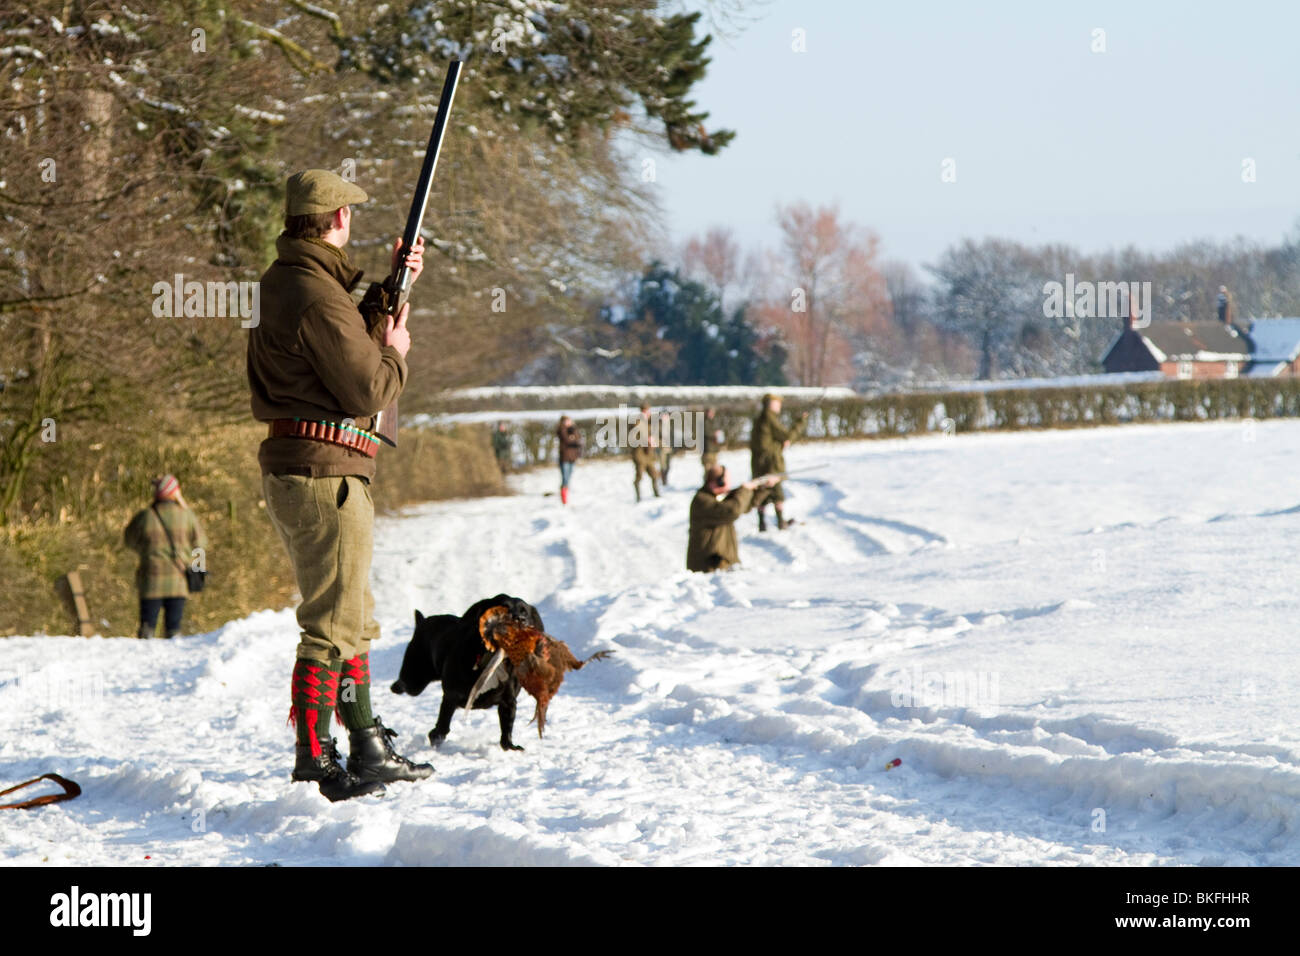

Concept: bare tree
[[760, 202, 890, 386], [682, 226, 741, 312]]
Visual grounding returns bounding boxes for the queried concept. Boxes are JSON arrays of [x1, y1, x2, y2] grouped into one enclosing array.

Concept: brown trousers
[[262, 473, 380, 663], [752, 480, 786, 509]]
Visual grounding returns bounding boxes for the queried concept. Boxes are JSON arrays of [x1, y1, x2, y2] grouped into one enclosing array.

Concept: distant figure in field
[[700, 406, 724, 477], [492, 420, 512, 473], [555, 415, 583, 505], [687, 464, 777, 573], [657, 411, 675, 486], [123, 474, 207, 639], [631, 403, 661, 502], [750, 393, 808, 531], [1217, 285, 1231, 325]]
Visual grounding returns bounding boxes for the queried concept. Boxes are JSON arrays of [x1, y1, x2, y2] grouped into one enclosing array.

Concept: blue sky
[[654, 0, 1300, 275]]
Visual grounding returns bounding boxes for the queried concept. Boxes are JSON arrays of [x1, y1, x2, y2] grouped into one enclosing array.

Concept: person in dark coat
[[555, 415, 583, 505], [123, 474, 208, 639], [492, 421, 512, 473], [657, 412, 676, 487], [700, 406, 724, 477], [687, 465, 776, 572]]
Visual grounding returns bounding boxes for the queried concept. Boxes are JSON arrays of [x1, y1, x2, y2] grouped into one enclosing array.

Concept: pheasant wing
[[465, 649, 507, 709]]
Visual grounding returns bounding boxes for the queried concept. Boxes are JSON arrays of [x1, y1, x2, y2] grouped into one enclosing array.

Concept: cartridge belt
[[268, 418, 380, 458]]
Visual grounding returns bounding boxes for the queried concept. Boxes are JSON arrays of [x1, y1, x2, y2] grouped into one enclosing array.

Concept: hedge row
[[430, 385, 853, 414], [486, 376, 1300, 468]]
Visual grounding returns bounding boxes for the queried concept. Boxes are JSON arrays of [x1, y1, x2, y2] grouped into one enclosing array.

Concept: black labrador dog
[[391, 594, 540, 752]]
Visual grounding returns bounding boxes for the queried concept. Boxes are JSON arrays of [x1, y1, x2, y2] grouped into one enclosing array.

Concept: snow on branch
[[0, 45, 47, 61], [285, 0, 345, 39], [233, 104, 286, 124], [238, 18, 329, 74]]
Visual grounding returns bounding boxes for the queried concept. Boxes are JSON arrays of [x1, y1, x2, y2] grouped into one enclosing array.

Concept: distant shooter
[[687, 464, 777, 572]]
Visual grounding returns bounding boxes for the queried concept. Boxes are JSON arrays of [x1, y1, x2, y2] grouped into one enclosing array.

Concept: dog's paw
[[428, 730, 448, 749], [500, 740, 525, 752]]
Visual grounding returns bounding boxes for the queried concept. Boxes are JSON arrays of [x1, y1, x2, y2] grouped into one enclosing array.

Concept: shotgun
[[753, 464, 828, 486], [372, 58, 462, 447]]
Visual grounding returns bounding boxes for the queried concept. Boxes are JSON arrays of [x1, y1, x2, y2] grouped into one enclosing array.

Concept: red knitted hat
[[153, 474, 180, 501]]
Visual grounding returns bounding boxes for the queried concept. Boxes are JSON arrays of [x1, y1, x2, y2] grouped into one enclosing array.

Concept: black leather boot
[[293, 737, 387, 802], [348, 716, 434, 783], [757, 509, 767, 532]]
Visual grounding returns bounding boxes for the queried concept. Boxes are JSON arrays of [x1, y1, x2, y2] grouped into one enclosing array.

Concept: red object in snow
[[885, 758, 902, 770]]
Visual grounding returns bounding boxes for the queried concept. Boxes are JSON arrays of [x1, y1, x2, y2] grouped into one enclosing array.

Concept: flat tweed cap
[[285, 169, 368, 216]]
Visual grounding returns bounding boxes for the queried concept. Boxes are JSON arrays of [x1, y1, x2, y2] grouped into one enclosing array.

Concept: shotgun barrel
[[373, 59, 462, 448]]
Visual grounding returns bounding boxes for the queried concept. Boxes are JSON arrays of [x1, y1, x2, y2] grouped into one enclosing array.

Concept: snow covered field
[[4, 419, 1300, 866]]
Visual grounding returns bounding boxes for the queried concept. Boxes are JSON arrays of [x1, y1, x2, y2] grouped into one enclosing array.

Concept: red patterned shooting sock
[[288, 659, 341, 757]]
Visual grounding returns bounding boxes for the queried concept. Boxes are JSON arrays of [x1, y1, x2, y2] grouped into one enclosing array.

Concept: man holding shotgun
[[247, 168, 431, 801], [249, 61, 459, 802], [687, 465, 778, 572], [750, 393, 809, 531]]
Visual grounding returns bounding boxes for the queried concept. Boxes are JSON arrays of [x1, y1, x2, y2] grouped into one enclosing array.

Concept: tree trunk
[[978, 327, 996, 380]]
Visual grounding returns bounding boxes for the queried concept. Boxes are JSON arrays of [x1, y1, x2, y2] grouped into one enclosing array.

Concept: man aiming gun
[[687, 464, 778, 573], [248, 169, 432, 802]]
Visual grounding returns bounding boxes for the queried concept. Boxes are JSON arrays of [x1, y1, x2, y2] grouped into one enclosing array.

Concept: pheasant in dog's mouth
[[470, 606, 613, 737]]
